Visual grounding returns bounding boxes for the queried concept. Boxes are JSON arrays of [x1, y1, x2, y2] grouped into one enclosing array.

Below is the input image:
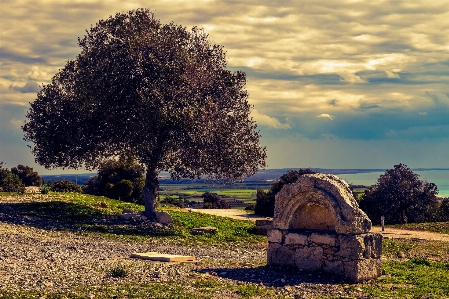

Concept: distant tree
[[0, 167, 26, 193], [360, 164, 439, 224], [51, 180, 82, 193], [202, 192, 230, 209], [83, 155, 145, 203], [437, 198, 449, 221], [22, 9, 266, 220], [160, 195, 185, 208], [11, 165, 43, 186], [255, 169, 316, 217]]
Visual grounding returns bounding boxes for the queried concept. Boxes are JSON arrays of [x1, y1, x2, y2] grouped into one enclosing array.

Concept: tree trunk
[[142, 167, 159, 220]]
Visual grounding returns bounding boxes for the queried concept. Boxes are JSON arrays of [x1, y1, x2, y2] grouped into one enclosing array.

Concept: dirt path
[[190, 208, 449, 242]]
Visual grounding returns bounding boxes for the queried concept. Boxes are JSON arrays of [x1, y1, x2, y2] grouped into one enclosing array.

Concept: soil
[[190, 208, 449, 242]]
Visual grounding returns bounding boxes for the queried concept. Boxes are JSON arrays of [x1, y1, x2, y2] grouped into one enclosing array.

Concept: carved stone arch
[[273, 173, 371, 234]]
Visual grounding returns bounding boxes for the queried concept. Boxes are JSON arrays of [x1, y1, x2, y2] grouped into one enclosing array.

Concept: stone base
[[267, 229, 382, 282]]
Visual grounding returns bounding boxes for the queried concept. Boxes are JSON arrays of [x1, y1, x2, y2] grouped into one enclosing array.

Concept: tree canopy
[[11, 165, 43, 186], [23, 9, 266, 219], [360, 163, 439, 224]]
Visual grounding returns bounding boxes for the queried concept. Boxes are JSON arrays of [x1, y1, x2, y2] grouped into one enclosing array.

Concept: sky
[[1, 0, 449, 174]]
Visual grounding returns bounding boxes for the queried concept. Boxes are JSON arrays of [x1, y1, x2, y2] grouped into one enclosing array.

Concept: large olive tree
[[23, 9, 267, 220]]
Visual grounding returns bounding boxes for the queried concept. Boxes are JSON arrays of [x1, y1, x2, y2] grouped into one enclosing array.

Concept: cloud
[[358, 102, 381, 109], [0, 0, 449, 169], [385, 71, 400, 78], [9, 82, 40, 93], [251, 109, 291, 129], [317, 114, 335, 120], [327, 99, 339, 106]]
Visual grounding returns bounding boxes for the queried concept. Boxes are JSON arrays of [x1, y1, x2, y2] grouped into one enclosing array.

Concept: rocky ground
[[0, 223, 364, 298], [0, 195, 369, 298]]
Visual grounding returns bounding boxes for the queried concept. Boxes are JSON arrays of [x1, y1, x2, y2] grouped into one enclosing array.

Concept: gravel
[[0, 195, 364, 298]]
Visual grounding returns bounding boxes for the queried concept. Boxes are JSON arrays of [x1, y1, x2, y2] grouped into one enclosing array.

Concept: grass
[[362, 259, 449, 298], [1, 192, 449, 298], [0, 192, 263, 245], [159, 187, 258, 201]]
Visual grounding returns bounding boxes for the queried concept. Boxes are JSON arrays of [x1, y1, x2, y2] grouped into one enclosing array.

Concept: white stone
[[285, 233, 307, 245], [267, 229, 283, 243], [310, 233, 336, 246]]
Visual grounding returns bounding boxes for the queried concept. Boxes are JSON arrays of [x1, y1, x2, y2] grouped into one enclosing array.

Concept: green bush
[[51, 180, 82, 193], [104, 179, 134, 200], [83, 155, 144, 203], [160, 195, 185, 208], [202, 192, 230, 209], [0, 168, 25, 193], [40, 185, 51, 194]]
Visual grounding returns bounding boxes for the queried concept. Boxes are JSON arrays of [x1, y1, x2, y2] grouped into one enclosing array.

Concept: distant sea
[[337, 170, 449, 198]]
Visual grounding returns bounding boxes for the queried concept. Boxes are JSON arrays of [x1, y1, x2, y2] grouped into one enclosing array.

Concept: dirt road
[[190, 208, 449, 242]]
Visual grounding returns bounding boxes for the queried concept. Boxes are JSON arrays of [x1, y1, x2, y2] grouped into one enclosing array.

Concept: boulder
[[155, 211, 173, 224]]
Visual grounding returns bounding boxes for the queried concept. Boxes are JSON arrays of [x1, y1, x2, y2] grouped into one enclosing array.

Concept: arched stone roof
[[273, 173, 371, 234]]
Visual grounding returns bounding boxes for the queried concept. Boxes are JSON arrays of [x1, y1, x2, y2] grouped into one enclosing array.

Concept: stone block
[[267, 229, 283, 243], [285, 233, 307, 245], [294, 246, 323, 271], [255, 219, 273, 235], [131, 252, 195, 262], [336, 235, 365, 259], [324, 260, 344, 275], [363, 233, 383, 259], [267, 243, 295, 266], [310, 233, 336, 246], [343, 259, 382, 283]]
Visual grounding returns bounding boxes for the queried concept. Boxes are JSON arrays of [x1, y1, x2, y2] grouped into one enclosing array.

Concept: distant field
[[159, 186, 258, 204]]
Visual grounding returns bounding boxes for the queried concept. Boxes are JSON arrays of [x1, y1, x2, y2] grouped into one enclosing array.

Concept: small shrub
[[245, 203, 255, 210], [409, 257, 431, 266], [40, 185, 51, 194], [110, 265, 128, 278]]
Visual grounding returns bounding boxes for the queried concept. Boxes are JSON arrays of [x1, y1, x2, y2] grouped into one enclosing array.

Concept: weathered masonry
[[267, 173, 382, 282]]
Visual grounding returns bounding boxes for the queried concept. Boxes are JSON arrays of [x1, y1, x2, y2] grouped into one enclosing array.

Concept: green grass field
[[159, 187, 258, 205]]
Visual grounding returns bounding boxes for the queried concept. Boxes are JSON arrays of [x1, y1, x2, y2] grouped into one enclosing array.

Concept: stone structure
[[267, 173, 382, 282]]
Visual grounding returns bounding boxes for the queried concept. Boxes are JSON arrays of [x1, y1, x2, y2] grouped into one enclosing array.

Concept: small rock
[[191, 226, 218, 235]]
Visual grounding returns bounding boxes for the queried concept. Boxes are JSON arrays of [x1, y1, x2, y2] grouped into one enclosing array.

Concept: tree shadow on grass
[[0, 201, 176, 237], [197, 265, 347, 287]]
